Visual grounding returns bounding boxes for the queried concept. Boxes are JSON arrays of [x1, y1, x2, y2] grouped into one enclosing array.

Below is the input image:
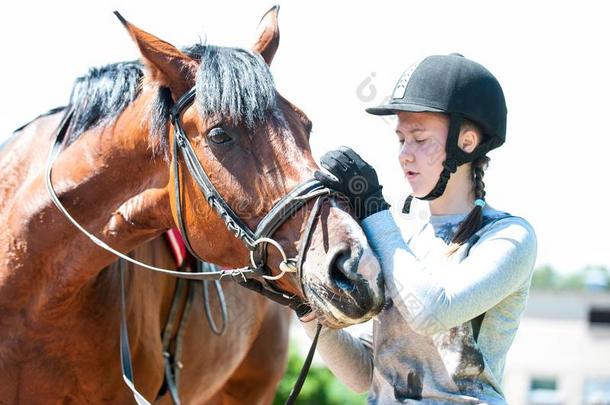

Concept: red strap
[[165, 228, 187, 267], [164, 229, 231, 271]]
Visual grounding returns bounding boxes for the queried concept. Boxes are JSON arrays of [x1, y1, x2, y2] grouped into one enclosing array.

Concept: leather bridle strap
[[236, 187, 330, 319], [172, 129, 257, 251], [295, 192, 327, 295], [285, 323, 322, 405], [119, 260, 150, 405], [160, 276, 189, 405], [171, 88, 256, 255], [254, 183, 330, 240], [199, 261, 228, 336], [249, 183, 329, 277]]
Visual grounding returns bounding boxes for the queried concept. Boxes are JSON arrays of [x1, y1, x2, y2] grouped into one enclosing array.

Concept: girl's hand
[[315, 146, 390, 220]]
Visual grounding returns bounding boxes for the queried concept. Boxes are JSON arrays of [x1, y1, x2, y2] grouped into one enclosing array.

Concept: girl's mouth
[[406, 171, 419, 179]]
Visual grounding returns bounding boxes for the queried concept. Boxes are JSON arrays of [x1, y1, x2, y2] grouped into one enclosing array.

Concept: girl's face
[[396, 111, 449, 197]]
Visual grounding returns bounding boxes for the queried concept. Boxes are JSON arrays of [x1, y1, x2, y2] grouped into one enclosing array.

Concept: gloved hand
[[314, 146, 390, 220]]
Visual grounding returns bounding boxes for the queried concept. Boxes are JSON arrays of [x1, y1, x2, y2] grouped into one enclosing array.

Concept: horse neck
[[3, 91, 174, 304]]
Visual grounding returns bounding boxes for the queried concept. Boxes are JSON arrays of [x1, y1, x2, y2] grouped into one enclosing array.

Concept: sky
[[1, 0, 608, 274]]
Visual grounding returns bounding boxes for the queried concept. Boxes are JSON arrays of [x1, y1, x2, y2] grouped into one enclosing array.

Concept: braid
[[446, 155, 490, 256], [473, 156, 489, 201]]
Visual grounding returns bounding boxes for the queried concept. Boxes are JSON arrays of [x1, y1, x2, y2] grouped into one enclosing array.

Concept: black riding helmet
[[366, 53, 507, 213]]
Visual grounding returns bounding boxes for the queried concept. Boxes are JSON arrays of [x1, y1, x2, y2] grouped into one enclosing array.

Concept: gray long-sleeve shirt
[[302, 204, 537, 404]]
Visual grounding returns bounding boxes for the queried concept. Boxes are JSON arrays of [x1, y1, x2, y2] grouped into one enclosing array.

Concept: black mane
[[66, 61, 144, 146]]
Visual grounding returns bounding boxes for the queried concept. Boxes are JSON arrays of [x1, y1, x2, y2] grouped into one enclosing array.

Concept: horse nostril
[[328, 249, 360, 291]]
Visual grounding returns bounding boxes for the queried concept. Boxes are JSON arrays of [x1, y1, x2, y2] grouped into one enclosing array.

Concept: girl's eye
[[415, 138, 426, 144], [208, 127, 233, 145]]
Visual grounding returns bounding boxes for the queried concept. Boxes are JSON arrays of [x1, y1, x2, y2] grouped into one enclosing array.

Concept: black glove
[[314, 146, 390, 220]]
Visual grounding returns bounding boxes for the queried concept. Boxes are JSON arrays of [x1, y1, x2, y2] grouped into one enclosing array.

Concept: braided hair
[[446, 121, 490, 255]]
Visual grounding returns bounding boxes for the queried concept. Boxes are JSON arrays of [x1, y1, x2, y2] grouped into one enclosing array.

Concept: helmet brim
[[366, 102, 445, 116]]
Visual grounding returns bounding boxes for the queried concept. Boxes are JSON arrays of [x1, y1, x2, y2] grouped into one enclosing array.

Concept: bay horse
[[0, 6, 384, 405]]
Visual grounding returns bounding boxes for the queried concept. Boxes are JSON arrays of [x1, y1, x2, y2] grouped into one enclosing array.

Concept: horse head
[[117, 7, 384, 328]]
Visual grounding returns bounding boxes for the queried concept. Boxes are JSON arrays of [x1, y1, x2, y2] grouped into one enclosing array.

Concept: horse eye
[[208, 127, 233, 145]]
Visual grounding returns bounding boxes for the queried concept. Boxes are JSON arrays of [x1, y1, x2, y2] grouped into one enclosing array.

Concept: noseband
[[45, 86, 334, 405]]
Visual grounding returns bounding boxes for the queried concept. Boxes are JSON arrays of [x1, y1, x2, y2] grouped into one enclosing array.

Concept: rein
[[45, 86, 331, 404]]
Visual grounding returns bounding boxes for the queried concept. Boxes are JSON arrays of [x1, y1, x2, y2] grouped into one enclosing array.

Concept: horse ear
[[114, 11, 197, 98], [252, 5, 280, 65]]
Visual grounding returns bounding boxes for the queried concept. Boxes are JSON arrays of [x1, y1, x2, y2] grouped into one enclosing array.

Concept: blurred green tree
[[531, 265, 609, 290], [273, 343, 367, 405], [531, 265, 560, 289]]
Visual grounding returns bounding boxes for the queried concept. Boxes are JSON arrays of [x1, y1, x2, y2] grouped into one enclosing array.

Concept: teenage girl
[[302, 53, 538, 404]]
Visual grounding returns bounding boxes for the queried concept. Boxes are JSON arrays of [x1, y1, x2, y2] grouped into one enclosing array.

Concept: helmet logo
[[392, 60, 421, 100]]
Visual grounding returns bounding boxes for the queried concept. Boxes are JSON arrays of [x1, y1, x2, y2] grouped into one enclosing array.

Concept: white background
[[1, 1, 608, 274]]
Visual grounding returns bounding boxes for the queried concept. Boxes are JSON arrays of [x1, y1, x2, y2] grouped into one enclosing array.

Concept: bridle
[[45, 85, 334, 405], [171, 87, 332, 314]]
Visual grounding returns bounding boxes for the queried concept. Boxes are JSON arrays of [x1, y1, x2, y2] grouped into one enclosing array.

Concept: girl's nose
[[399, 142, 414, 163]]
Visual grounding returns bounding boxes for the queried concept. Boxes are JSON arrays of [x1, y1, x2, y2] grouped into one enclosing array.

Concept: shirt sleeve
[[300, 319, 374, 393], [361, 210, 537, 336]]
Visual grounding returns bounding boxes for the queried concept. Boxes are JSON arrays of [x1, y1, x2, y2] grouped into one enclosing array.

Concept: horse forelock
[[188, 45, 281, 131]]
